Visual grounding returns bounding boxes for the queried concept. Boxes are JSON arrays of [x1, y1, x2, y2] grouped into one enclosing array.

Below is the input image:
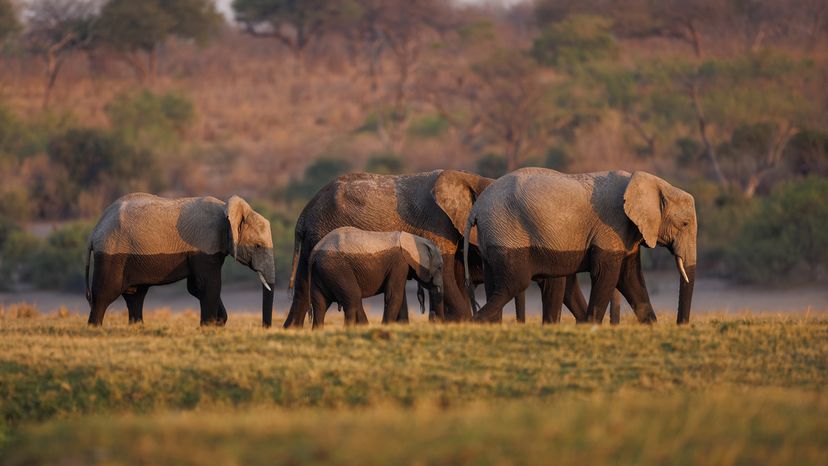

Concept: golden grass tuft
[[0, 311, 825, 465]]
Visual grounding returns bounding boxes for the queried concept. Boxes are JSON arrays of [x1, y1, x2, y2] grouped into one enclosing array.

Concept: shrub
[[477, 153, 506, 179], [725, 177, 828, 283], [285, 157, 351, 202], [365, 153, 404, 174], [105, 90, 194, 148], [408, 114, 449, 139]]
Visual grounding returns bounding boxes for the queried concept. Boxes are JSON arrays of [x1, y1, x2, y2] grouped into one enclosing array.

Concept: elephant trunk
[[262, 282, 274, 328], [676, 263, 695, 325]]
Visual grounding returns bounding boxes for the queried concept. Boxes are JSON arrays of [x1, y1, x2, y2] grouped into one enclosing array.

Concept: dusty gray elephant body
[[308, 227, 444, 328], [284, 170, 494, 328], [85, 193, 276, 326], [465, 169, 696, 324]]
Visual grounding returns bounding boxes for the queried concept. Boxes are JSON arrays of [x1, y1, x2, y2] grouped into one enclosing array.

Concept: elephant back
[[91, 194, 227, 256]]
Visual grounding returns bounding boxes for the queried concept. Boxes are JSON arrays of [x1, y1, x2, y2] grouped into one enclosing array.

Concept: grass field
[[1, 310, 827, 465]]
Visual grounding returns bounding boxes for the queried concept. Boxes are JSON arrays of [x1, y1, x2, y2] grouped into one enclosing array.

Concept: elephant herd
[[84, 168, 697, 328]]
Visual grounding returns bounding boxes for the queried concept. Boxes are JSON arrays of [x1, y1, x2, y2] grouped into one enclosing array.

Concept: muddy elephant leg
[[284, 247, 311, 329], [587, 254, 622, 324], [186, 255, 224, 326], [443, 253, 472, 322], [382, 284, 405, 324], [123, 285, 149, 324], [343, 297, 367, 326], [609, 290, 622, 325], [217, 298, 229, 326], [87, 253, 125, 326], [617, 252, 657, 324], [475, 263, 529, 323], [563, 275, 588, 323], [514, 291, 526, 323], [396, 293, 410, 323], [310, 282, 331, 329], [539, 277, 566, 324]]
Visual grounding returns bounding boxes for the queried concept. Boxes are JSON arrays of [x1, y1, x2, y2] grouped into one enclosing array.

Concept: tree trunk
[[689, 82, 728, 190], [147, 46, 157, 85]]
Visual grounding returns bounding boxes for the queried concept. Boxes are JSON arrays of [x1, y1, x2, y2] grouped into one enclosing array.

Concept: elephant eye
[[682, 221, 689, 227]]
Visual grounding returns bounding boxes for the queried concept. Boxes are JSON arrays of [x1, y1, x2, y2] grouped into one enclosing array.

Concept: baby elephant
[[308, 227, 444, 328]]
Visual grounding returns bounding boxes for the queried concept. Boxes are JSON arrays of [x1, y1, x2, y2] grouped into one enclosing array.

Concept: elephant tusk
[[676, 257, 689, 284], [258, 272, 272, 291]]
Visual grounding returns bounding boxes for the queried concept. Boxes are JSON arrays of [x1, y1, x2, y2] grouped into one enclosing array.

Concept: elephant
[[85, 193, 276, 327], [464, 169, 696, 325], [308, 227, 444, 328], [283, 169, 493, 328]]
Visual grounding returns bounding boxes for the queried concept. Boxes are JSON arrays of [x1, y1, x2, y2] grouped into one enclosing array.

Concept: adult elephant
[[284, 170, 492, 328], [465, 169, 696, 324], [85, 193, 276, 327]]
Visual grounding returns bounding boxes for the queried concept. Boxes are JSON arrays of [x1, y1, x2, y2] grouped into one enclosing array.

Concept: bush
[[105, 90, 194, 148], [725, 177, 828, 283], [532, 15, 617, 68], [408, 114, 449, 139], [0, 222, 92, 291], [477, 153, 506, 179], [285, 157, 351, 202], [365, 153, 404, 174]]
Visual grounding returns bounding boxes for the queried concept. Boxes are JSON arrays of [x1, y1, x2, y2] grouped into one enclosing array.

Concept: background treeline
[[0, 0, 826, 291]]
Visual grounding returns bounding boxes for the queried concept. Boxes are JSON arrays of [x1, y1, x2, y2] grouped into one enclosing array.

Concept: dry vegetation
[[1, 310, 826, 464]]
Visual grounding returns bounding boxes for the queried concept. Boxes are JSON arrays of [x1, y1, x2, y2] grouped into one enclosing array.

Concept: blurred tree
[[105, 90, 194, 148], [97, 0, 221, 82], [531, 14, 617, 68], [785, 129, 828, 178], [233, 0, 352, 74], [726, 177, 828, 283], [341, 0, 452, 153], [699, 53, 821, 197], [0, 0, 19, 42], [470, 50, 553, 171], [24, 0, 99, 109]]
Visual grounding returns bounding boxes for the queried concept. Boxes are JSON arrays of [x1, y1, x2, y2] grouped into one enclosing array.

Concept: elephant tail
[[288, 228, 303, 291], [84, 241, 93, 305], [463, 214, 480, 316]]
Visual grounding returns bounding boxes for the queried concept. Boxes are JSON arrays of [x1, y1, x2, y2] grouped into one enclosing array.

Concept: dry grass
[[0, 311, 826, 464]]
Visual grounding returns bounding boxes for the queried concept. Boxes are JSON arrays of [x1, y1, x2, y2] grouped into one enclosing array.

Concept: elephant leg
[[187, 256, 224, 326], [342, 298, 366, 326], [217, 298, 229, 326], [475, 264, 528, 323], [382, 287, 405, 325], [609, 290, 622, 325], [396, 293, 410, 323], [310, 282, 331, 329], [616, 252, 657, 324], [514, 291, 526, 323], [586, 254, 622, 324], [123, 285, 149, 325], [87, 253, 125, 326], [563, 275, 588, 322], [284, 247, 311, 329], [442, 253, 472, 322], [539, 277, 566, 324]]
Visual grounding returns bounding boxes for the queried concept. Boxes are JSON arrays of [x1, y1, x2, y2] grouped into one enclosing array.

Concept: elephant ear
[[399, 233, 435, 281], [225, 195, 252, 259], [623, 171, 663, 248], [432, 170, 493, 245]]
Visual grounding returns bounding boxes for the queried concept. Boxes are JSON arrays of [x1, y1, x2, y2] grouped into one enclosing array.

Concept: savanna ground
[[0, 307, 826, 465]]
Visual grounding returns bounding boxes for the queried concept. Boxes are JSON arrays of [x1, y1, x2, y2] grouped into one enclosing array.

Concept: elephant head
[[225, 195, 276, 326], [432, 170, 493, 246], [400, 233, 445, 317], [624, 172, 697, 324]]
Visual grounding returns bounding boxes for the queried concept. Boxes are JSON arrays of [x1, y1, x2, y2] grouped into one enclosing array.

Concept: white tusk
[[258, 272, 272, 291], [676, 257, 690, 284]]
